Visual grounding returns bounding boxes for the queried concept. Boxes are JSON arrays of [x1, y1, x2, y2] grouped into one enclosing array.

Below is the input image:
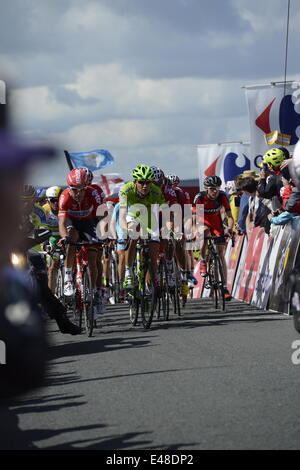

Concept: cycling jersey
[[193, 190, 230, 237], [43, 203, 59, 235], [119, 181, 165, 240], [160, 184, 177, 206], [119, 181, 165, 208], [58, 186, 104, 220], [173, 186, 190, 209]]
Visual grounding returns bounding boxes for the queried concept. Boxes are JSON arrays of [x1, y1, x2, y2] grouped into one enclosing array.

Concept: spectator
[[238, 175, 271, 235], [0, 128, 55, 399], [225, 180, 241, 226], [257, 148, 286, 213]]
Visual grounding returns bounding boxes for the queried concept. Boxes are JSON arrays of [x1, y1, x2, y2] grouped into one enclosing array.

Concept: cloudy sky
[[2, 0, 300, 185]]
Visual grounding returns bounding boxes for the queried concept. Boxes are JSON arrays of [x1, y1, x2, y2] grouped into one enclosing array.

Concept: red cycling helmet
[[66, 168, 89, 188]]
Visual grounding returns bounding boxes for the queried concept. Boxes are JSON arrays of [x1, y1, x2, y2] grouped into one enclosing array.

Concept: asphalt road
[[1, 298, 299, 450]]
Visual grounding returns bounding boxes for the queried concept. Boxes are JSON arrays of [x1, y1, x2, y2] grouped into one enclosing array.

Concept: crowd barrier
[[192, 216, 300, 314]]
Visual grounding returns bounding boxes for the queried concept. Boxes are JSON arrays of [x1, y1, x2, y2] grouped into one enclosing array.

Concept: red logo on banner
[[204, 156, 220, 176], [255, 98, 276, 134]]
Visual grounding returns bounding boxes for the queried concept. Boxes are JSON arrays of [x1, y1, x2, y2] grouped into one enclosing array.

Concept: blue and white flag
[[69, 149, 114, 171]]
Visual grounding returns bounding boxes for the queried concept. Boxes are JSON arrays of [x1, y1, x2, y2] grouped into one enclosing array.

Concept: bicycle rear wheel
[[82, 267, 94, 337], [140, 265, 158, 329]]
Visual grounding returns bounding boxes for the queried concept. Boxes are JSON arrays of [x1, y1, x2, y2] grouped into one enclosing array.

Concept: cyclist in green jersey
[[119, 164, 166, 288]]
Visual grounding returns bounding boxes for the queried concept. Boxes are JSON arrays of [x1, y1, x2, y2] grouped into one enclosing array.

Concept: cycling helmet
[[35, 187, 46, 200], [203, 175, 222, 188], [21, 185, 36, 199], [291, 140, 300, 190], [45, 186, 62, 199], [150, 166, 165, 183], [132, 164, 154, 181], [262, 148, 285, 168], [66, 168, 89, 188], [166, 174, 180, 186], [78, 167, 93, 184]]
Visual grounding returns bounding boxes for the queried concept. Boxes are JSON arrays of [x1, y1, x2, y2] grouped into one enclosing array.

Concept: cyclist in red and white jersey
[[193, 175, 234, 301], [167, 174, 198, 287], [58, 168, 106, 298]]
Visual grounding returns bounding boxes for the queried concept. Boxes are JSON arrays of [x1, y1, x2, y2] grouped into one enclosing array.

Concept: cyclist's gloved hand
[[58, 236, 71, 247]]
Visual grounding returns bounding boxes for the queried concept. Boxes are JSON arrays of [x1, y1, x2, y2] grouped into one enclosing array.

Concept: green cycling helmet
[[262, 148, 285, 168], [132, 164, 154, 181]]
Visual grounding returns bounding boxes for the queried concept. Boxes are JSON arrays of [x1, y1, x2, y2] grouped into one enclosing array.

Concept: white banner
[[245, 81, 300, 160], [197, 141, 251, 189]]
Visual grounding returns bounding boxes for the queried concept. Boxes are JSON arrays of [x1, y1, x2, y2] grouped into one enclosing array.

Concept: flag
[[197, 142, 251, 189], [244, 82, 300, 159], [69, 149, 114, 171], [265, 130, 291, 146], [265, 131, 278, 146], [92, 172, 124, 197]]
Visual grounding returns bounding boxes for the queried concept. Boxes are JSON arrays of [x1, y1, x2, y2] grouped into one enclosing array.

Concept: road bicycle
[[65, 239, 109, 337], [103, 241, 121, 304], [128, 238, 158, 329], [203, 234, 234, 311]]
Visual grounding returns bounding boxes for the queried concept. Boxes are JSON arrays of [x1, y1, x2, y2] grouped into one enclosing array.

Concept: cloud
[[3, 0, 300, 186]]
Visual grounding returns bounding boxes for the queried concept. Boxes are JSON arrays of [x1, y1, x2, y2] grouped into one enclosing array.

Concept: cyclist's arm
[[225, 210, 234, 231], [58, 214, 69, 238]]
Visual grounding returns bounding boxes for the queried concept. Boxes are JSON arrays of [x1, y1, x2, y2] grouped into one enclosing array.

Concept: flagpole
[[283, 0, 291, 99], [64, 150, 74, 170]]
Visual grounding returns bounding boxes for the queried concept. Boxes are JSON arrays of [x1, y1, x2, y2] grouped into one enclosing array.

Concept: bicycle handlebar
[[65, 238, 112, 247], [204, 233, 235, 248]]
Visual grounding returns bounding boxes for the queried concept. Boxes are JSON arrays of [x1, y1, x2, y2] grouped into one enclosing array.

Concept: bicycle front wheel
[[141, 266, 158, 329], [213, 256, 225, 311], [82, 267, 94, 337]]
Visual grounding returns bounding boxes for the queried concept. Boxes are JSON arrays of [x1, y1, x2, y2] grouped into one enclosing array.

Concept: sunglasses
[[137, 180, 151, 185], [69, 186, 86, 192], [49, 198, 59, 203]]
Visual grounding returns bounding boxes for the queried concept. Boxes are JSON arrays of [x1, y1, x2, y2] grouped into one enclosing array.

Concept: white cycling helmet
[[166, 174, 180, 186], [46, 186, 62, 199], [78, 166, 93, 184], [150, 166, 165, 183]]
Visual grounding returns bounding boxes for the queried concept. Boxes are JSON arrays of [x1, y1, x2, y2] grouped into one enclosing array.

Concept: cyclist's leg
[[117, 246, 126, 290], [86, 248, 98, 290], [96, 248, 103, 289], [124, 220, 138, 287], [63, 222, 79, 293], [149, 240, 160, 281], [47, 235, 61, 292], [103, 249, 110, 287], [199, 226, 210, 275], [48, 257, 59, 292], [213, 227, 231, 300]]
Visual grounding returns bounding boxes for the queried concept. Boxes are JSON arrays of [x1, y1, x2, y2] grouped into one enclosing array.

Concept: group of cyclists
[[20, 162, 236, 334]]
